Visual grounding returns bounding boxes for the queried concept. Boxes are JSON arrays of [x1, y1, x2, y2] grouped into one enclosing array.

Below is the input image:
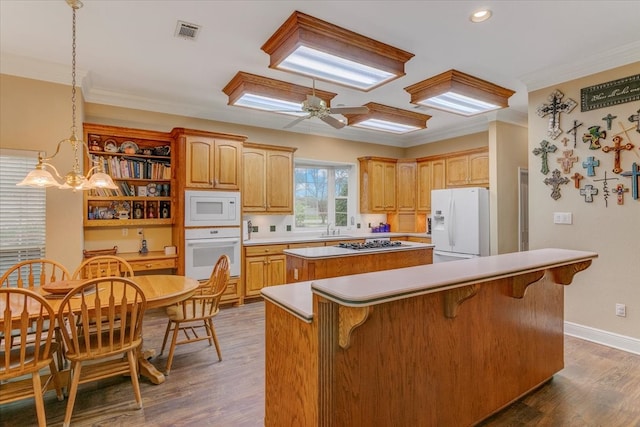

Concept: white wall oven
[[184, 228, 240, 279]]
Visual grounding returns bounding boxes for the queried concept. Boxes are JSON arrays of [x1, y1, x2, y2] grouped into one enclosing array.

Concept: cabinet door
[[370, 161, 387, 210], [431, 159, 446, 190], [267, 255, 286, 287], [245, 255, 267, 297], [186, 137, 214, 188], [383, 161, 397, 210], [266, 151, 293, 213], [468, 151, 489, 185], [445, 155, 469, 187], [242, 148, 267, 212], [416, 161, 432, 212], [397, 161, 416, 211], [214, 140, 241, 190]]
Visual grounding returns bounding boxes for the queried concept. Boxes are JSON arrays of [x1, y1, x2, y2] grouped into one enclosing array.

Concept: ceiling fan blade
[[284, 114, 311, 129], [329, 106, 369, 115], [320, 115, 346, 129]]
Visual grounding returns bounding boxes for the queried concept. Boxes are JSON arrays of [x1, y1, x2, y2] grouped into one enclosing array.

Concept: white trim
[[564, 321, 640, 355]]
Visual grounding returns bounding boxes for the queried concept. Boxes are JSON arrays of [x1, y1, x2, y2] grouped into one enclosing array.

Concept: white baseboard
[[564, 321, 640, 355]]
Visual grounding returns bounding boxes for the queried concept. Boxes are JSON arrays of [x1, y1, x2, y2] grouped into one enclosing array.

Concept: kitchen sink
[[316, 234, 353, 239]]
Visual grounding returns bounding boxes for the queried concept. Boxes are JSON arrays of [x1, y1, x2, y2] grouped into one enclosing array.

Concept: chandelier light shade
[[343, 102, 431, 134], [222, 71, 337, 115], [17, 0, 116, 191], [404, 69, 515, 116], [261, 11, 414, 91]]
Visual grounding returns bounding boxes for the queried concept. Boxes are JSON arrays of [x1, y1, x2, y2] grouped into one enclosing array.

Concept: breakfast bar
[[261, 248, 598, 426]]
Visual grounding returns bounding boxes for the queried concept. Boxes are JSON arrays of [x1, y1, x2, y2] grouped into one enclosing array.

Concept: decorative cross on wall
[[602, 113, 617, 130], [582, 125, 606, 150], [602, 135, 634, 174], [543, 169, 570, 200], [593, 171, 619, 208], [620, 162, 640, 200], [566, 120, 583, 148], [582, 156, 600, 177], [533, 140, 557, 175], [613, 183, 629, 205], [571, 172, 584, 188], [629, 109, 640, 133], [561, 137, 570, 147], [557, 150, 578, 174], [579, 184, 598, 203], [536, 89, 577, 140]]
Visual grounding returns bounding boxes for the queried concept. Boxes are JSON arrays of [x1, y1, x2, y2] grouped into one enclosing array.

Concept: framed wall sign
[[580, 74, 640, 111]]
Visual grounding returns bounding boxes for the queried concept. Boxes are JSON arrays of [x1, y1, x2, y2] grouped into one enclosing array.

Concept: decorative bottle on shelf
[[160, 202, 170, 219], [133, 203, 143, 219], [147, 203, 156, 219]]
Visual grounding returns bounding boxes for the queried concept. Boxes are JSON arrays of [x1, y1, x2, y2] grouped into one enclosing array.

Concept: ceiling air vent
[[175, 21, 200, 41]]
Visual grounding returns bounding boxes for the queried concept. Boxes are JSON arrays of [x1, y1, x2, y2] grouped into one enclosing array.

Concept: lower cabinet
[[244, 245, 288, 298]]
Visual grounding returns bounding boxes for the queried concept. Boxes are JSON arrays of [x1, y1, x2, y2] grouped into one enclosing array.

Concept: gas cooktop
[[336, 240, 404, 250]]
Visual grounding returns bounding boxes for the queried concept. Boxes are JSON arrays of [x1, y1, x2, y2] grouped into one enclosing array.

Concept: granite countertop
[[243, 232, 431, 246], [283, 241, 434, 259], [260, 248, 598, 322]]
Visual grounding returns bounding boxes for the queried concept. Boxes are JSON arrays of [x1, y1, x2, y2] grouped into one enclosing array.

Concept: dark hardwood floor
[[1, 301, 639, 426]]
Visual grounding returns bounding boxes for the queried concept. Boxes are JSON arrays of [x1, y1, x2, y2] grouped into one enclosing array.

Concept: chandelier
[[17, 0, 116, 191]]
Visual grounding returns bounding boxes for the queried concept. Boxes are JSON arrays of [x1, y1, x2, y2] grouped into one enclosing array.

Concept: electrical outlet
[[553, 212, 572, 224], [122, 228, 128, 236], [615, 303, 626, 317], [294, 268, 299, 280]]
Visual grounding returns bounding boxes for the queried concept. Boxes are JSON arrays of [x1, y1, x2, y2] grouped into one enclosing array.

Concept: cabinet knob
[[145, 263, 152, 268]]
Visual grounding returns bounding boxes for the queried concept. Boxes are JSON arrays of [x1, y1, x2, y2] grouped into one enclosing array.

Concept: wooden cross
[[613, 183, 629, 205], [566, 120, 583, 148], [582, 156, 600, 177], [602, 113, 617, 130], [629, 108, 640, 133], [536, 89, 577, 140], [543, 169, 570, 200], [620, 162, 640, 200], [602, 135, 634, 174], [532, 140, 557, 175], [571, 172, 584, 188], [557, 150, 578, 174], [593, 171, 618, 207], [561, 137, 570, 147], [579, 184, 598, 203], [581, 125, 606, 150]]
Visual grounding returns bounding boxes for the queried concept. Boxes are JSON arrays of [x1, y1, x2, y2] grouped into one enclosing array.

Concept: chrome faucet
[[326, 222, 332, 236]]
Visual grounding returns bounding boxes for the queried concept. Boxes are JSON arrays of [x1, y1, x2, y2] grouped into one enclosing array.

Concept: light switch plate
[[553, 212, 572, 224]]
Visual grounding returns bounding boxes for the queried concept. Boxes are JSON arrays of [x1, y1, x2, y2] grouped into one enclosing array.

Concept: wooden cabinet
[[416, 157, 445, 212], [83, 123, 176, 228], [180, 132, 243, 190], [445, 148, 489, 187], [243, 143, 296, 214], [244, 244, 288, 297], [358, 157, 397, 212], [396, 160, 416, 211]]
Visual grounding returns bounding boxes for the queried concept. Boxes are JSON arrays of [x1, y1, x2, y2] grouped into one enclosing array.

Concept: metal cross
[[602, 135, 634, 174], [543, 169, 570, 200], [613, 183, 629, 205], [532, 140, 557, 175], [557, 150, 578, 174], [602, 113, 617, 130], [579, 184, 598, 203], [593, 171, 618, 207], [536, 89, 577, 140], [566, 120, 584, 148], [571, 172, 584, 188], [581, 125, 606, 150], [629, 108, 640, 133], [581, 156, 600, 177], [620, 162, 640, 200]]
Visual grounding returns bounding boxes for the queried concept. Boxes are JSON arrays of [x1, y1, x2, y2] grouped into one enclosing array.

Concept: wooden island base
[[263, 249, 597, 427]]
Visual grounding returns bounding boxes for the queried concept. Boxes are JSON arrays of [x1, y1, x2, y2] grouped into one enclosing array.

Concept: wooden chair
[[71, 255, 134, 280], [0, 288, 64, 427], [160, 254, 230, 374], [57, 277, 147, 427]]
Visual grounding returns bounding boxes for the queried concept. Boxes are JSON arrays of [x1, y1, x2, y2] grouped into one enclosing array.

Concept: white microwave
[[184, 190, 240, 227]]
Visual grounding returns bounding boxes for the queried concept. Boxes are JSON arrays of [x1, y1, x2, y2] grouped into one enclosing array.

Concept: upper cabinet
[[173, 129, 245, 190], [359, 157, 397, 213], [416, 157, 445, 212], [445, 148, 489, 187], [242, 142, 296, 214], [396, 160, 416, 211]]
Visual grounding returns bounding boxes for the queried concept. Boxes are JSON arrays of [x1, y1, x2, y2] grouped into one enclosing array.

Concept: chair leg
[[208, 318, 222, 361], [31, 372, 47, 427], [126, 350, 143, 409], [165, 321, 180, 375], [204, 320, 214, 346], [49, 359, 64, 401], [159, 320, 172, 356], [63, 361, 83, 427]]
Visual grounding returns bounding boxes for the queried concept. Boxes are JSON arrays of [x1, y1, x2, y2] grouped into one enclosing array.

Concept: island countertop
[[261, 248, 598, 321], [283, 241, 433, 259]]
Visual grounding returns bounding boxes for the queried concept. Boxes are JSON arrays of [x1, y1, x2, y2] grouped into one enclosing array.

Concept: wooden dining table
[[2, 274, 199, 385]]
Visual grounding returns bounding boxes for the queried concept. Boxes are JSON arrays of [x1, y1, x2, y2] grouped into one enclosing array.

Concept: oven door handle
[[186, 238, 240, 248]]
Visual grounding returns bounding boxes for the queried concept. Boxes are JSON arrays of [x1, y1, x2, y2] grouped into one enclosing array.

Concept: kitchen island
[[261, 248, 597, 427], [284, 240, 433, 283]]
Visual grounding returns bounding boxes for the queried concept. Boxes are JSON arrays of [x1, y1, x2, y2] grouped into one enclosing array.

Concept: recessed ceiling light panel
[[343, 102, 431, 134]]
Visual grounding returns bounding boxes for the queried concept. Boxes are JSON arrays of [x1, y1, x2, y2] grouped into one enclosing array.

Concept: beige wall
[[528, 62, 640, 339], [405, 131, 488, 158]]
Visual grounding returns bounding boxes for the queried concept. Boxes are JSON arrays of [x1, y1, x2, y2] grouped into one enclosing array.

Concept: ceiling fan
[[282, 80, 369, 130]]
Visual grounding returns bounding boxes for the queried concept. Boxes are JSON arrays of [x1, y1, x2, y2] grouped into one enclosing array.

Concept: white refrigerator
[[431, 187, 489, 263]]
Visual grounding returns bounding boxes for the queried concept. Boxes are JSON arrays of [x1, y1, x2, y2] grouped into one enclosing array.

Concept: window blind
[[0, 149, 46, 276]]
